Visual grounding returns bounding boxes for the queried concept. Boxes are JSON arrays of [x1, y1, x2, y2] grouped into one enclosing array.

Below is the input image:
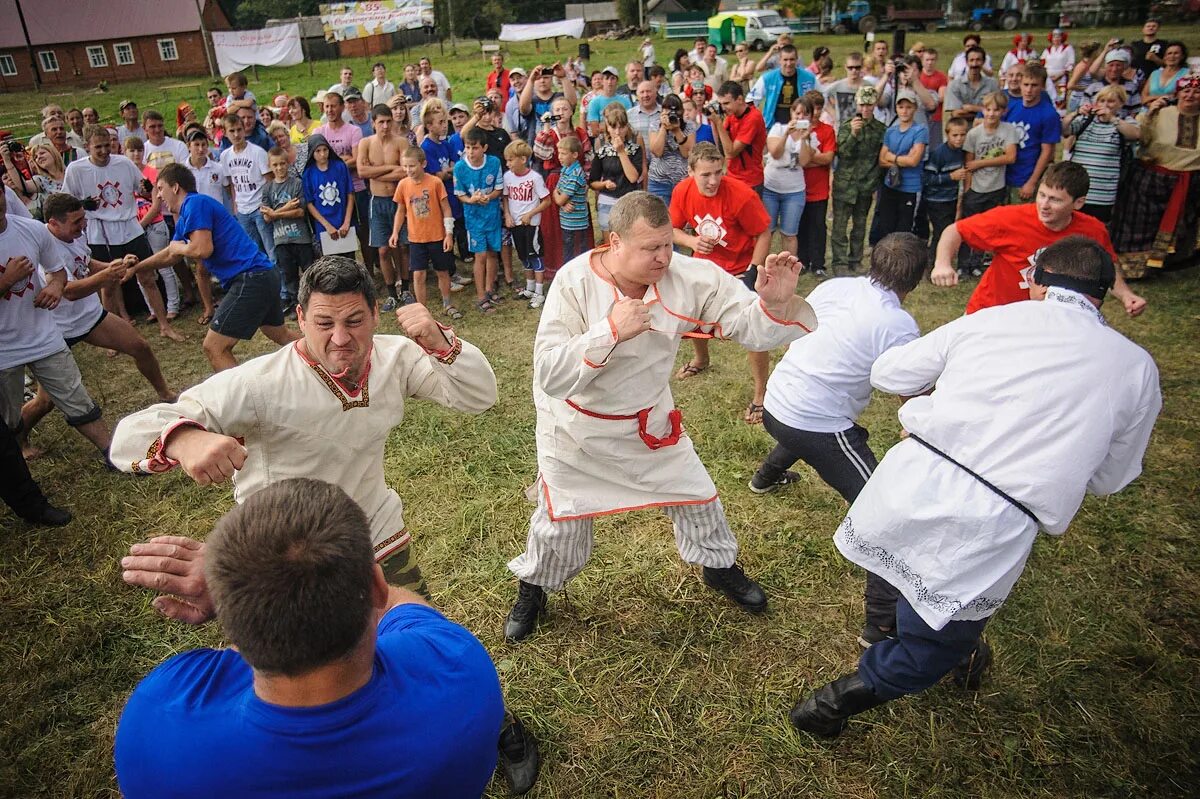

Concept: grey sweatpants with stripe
[[757, 410, 900, 629], [508, 493, 740, 591]]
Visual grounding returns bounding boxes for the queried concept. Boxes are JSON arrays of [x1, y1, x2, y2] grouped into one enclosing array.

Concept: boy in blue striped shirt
[[553, 136, 589, 262]]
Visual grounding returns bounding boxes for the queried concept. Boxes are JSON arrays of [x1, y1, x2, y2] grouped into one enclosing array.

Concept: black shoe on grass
[[703, 564, 767, 613], [504, 581, 547, 642], [748, 469, 801, 494]]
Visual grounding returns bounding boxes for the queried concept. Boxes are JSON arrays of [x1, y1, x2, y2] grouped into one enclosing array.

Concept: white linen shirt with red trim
[[109, 333, 497, 560], [533, 248, 816, 520]]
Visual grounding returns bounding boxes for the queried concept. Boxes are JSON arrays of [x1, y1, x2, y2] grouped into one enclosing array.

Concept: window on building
[[114, 43, 135, 66], [0, 55, 16, 77], [157, 39, 178, 62], [86, 46, 108, 69], [37, 51, 59, 72]]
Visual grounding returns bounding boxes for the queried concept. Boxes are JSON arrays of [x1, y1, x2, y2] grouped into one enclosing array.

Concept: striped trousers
[[508, 492, 740, 592], [757, 411, 899, 628]]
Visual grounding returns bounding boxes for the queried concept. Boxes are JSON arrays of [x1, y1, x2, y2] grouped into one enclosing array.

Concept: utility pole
[[194, 0, 218, 78], [446, 0, 457, 54], [13, 0, 41, 93]]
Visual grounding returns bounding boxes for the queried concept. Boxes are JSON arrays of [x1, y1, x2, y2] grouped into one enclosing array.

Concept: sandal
[[444, 305, 464, 321], [676, 362, 709, 379], [744, 402, 765, 425], [476, 299, 497, 315], [197, 310, 214, 325]]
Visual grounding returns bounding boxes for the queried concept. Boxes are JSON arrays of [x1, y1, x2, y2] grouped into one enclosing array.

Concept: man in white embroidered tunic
[[109, 256, 541, 794], [504, 191, 817, 641], [789, 236, 1162, 738]]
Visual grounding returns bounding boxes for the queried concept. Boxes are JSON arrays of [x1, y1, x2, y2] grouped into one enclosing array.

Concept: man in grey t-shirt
[[944, 47, 999, 122]]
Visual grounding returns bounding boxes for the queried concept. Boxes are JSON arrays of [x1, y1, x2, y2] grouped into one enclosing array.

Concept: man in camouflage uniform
[[830, 85, 886, 274]]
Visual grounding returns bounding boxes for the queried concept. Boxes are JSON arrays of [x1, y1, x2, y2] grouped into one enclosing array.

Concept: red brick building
[[0, 0, 231, 92]]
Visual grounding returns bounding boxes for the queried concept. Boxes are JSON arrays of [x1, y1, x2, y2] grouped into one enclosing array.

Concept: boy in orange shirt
[[390, 146, 459, 318]]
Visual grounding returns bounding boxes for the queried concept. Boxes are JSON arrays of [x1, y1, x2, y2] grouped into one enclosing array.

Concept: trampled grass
[[2, 23, 1199, 798]]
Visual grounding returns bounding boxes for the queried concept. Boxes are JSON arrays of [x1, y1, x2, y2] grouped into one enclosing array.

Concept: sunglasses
[[847, 65, 863, 70]]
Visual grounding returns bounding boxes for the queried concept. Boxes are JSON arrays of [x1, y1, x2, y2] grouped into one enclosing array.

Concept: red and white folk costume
[[508, 248, 816, 591], [110, 332, 497, 564]]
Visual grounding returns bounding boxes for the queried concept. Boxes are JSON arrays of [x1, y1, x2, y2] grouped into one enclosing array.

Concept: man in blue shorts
[[132, 163, 298, 371], [116, 478, 506, 799]]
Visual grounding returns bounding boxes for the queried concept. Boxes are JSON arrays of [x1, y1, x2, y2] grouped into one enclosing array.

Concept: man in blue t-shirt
[[1003, 62, 1061, 204], [115, 478, 506, 799], [132, 163, 298, 371]]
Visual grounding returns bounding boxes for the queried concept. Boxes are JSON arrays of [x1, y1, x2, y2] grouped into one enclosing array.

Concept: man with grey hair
[[504, 191, 818, 642], [110, 256, 542, 794]]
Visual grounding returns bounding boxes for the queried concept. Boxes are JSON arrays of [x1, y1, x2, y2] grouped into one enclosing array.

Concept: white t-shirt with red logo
[[0, 215, 69, 370], [44, 234, 105, 340], [62, 154, 145, 247], [502, 169, 549, 226], [669, 175, 770, 276]]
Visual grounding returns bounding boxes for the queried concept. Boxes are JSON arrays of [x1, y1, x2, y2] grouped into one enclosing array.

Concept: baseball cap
[[855, 85, 879, 105], [895, 88, 918, 105], [1104, 49, 1131, 64], [273, 93, 289, 109], [601, 65, 620, 77], [449, 103, 470, 114], [119, 99, 137, 111], [344, 89, 364, 101], [185, 128, 209, 143], [509, 67, 527, 77]]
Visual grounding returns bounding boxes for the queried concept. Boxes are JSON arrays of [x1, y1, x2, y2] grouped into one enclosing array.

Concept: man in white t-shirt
[[751, 233, 925, 648], [418, 57, 452, 101], [116, 100, 146, 148], [218, 114, 273, 263], [141, 111, 189, 171], [20, 193, 177, 455], [63, 125, 184, 341], [0, 187, 113, 463]]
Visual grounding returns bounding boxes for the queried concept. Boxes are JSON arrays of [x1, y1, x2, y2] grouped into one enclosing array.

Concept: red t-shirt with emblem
[[959, 204, 1118, 314], [723, 105, 767, 188], [669, 175, 770, 276]]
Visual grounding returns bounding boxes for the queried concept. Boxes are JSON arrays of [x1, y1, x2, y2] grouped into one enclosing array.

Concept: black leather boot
[[950, 638, 993, 689], [504, 581, 547, 642], [789, 672, 888, 738], [497, 714, 540, 795]]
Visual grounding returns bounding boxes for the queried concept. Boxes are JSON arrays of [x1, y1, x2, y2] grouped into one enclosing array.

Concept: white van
[[739, 10, 792, 50]]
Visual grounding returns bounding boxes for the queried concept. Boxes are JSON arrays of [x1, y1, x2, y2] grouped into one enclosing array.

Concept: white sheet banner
[[320, 1, 434, 42], [499, 19, 586, 42], [212, 24, 303, 76]]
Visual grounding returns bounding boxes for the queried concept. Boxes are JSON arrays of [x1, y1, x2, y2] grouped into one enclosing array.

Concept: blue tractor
[[830, 0, 878, 35], [970, 0, 1022, 31]]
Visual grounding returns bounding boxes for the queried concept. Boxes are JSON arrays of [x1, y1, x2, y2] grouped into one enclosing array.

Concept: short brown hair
[[1021, 62, 1048, 84], [982, 91, 1009, 110], [687, 141, 724, 170], [83, 124, 109, 143], [557, 135, 582, 155], [205, 479, 377, 676], [1041, 161, 1090, 200], [609, 191, 670, 237], [222, 112, 241, 127], [402, 144, 425, 162], [870, 232, 928, 296], [157, 162, 196, 193], [42, 192, 83, 222]]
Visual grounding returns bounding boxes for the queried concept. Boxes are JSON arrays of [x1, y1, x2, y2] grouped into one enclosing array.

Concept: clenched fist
[[165, 426, 248, 486], [609, 297, 651, 342], [396, 303, 450, 351]]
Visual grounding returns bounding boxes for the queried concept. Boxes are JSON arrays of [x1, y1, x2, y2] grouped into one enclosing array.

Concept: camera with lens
[[705, 100, 723, 117], [667, 111, 682, 126], [541, 112, 561, 124], [476, 96, 494, 113]]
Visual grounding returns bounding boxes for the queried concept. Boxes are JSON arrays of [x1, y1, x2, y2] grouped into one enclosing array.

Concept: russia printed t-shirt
[[503, 169, 550, 225], [115, 604, 505, 799], [0, 215, 69, 370], [173, 192, 272, 288], [219, 143, 270, 214], [669, 176, 770, 275], [453, 154, 503, 231], [393, 173, 449, 244], [1003, 97, 1061, 188], [959, 203, 1117, 314]]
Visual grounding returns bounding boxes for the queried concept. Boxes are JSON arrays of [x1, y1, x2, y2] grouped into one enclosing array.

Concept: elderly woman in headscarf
[[1110, 74, 1200, 277]]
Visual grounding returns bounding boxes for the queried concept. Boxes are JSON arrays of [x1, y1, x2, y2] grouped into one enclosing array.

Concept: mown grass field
[[2, 23, 1199, 799]]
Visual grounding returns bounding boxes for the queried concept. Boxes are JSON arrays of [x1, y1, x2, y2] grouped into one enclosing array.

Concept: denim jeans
[[647, 180, 676, 208], [236, 209, 276, 266], [761, 187, 806, 237]]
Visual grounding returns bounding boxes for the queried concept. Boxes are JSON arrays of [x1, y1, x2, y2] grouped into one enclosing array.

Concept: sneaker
[[813, 268, 827, 278], [453, 273, 473, 286], [702, 564, 767, 613], [380, 296, 398, 313], [529, 294, 545, 309], [449, 281, 466, 293], [399, 290, 417, 306], [513, 287, 533, 300], [970, 267, 984, 278], [748, 469, 801, 495], [504, 581, 547, 642], [497, 715, 541, 794], [857, 624, 897, 649]]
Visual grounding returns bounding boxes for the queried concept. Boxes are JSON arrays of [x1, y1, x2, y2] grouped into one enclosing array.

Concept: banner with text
[[212, 24, 304, 76], [319, 1, 434, 42]]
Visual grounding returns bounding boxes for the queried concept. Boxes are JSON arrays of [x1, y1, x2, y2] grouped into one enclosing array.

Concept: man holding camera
[[712, 81, 768, 194], [517, 63, 578, 141]]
